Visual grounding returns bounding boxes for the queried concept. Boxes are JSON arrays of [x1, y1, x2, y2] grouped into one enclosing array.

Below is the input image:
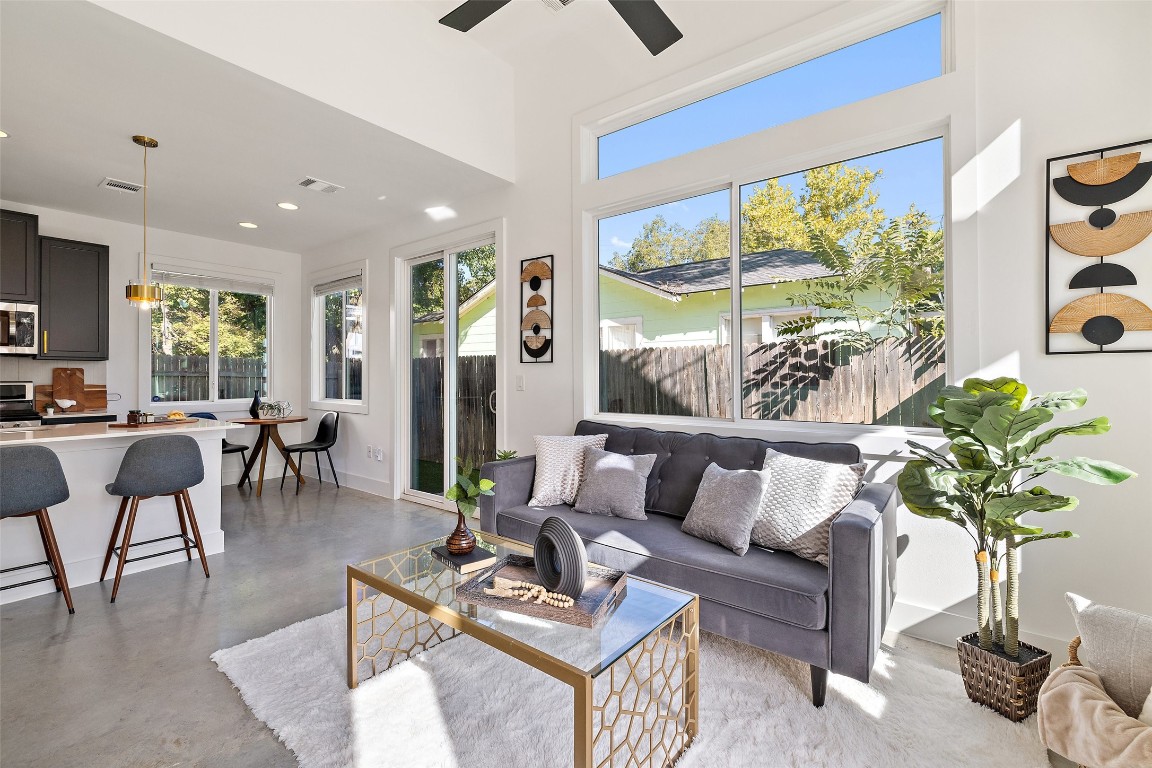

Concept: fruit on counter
[[167, 410, 186, 419]]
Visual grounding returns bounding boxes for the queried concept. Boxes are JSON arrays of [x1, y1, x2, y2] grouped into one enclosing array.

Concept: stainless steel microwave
[[0, 302, 38, 355]]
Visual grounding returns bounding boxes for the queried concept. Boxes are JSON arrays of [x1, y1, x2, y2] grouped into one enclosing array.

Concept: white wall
[[300, 0, 1151, 649], [0, 200, 306, 478]]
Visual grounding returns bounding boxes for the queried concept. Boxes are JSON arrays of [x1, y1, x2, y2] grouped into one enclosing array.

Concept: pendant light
[[125, 135, 164, 307]]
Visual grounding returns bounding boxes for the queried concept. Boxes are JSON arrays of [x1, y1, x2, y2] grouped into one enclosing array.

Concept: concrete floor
[[1, 482, 996, 767]]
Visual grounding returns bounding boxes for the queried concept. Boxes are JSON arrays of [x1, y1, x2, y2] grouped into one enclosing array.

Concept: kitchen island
[[0, 419, 240, 605]]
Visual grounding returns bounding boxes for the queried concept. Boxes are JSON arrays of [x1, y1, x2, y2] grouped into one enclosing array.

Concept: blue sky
[[597, 14, 943, 264]]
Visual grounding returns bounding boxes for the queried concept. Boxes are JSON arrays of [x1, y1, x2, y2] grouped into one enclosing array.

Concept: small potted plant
[[897, 377, 1134, 721], [444, 457, 495, 555]]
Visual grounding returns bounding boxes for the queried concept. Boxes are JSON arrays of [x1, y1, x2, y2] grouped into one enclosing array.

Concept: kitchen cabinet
[[1, 209, 39, 303], [39, 236, 109, 360]]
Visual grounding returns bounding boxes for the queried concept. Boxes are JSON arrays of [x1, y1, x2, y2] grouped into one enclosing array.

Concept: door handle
[[489, 390, 496, 414], [43, 330, 48, 353]]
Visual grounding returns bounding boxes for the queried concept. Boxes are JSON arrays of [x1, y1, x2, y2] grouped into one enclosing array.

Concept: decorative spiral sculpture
[[534, 517, 588, 600]]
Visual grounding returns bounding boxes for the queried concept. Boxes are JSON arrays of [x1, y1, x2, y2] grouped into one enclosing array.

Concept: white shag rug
[[212, 610, 1048, 768]]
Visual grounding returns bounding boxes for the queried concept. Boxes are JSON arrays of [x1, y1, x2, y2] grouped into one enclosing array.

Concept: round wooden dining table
[[230, 417, 310, 496]]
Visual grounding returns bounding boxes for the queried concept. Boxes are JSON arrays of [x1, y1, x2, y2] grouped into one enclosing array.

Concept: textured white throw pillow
[[1067, 592, 1152, 718], [529, 434, 608, 507], [749, 448, 866, 566]]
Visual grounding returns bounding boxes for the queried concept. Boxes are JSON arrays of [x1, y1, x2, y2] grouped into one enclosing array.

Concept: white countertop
[[0, 419, 241, 444]]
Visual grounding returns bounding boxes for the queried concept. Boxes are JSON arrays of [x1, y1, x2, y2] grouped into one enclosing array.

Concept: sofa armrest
[[479, 456, 536, 534], [828, 482, 899, 683]]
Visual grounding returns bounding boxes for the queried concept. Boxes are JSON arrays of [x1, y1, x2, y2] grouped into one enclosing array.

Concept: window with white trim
[[312, 271, 364, 404], [589, 10, 947, 428], [150, 269, 272, 404]]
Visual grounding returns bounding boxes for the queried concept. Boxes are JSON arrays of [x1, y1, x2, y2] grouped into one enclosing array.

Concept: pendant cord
[[142, 144, 148, 283]]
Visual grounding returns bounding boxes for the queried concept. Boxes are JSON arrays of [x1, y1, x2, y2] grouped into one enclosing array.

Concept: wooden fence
[[600, 337, 946, 427], [411, 355, 497, 469], [151, 354, 266, 402], [325, 359, 363, 400]]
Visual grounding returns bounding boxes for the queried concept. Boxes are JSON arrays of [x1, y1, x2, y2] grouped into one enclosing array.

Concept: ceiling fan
[[439, 0, 684, 56]]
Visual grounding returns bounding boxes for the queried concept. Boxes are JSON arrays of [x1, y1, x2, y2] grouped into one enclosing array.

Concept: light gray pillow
[[750, 448, 866, 566], [529, 434, 608, 507], [1067, 592, 1152, 717], [680, 463, 768, 556], [573, 447, 656, 520]]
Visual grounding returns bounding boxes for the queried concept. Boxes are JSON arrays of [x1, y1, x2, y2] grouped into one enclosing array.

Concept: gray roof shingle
[[601, 249, 834, 296]]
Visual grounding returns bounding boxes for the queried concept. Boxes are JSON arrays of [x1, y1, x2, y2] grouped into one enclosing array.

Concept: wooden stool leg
[[32, 512, 59, 592], [173, 492, 192, 561], [100, 497, 130, 581], [36, 509, 74, 614], [110, 497, 141, 603], [182, 490, 210, 579]]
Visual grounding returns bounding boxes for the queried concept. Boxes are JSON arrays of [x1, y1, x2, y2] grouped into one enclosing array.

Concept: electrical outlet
[[515, 374, 525, 391], [367, 444, 373, 459], [373, 447, 383, 462]]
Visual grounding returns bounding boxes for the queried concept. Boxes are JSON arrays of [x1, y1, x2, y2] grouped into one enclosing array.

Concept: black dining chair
[[188, 412, 251, 489], [280, 412, 340, 495]]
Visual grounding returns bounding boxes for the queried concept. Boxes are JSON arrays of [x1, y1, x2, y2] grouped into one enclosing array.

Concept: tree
[[410, 244, 496, 318], [777, 207, 945, 350], [607, 215, 729, 272], [152, 286, 267, 358]]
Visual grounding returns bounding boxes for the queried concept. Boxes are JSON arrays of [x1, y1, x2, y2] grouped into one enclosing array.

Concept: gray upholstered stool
[[0, 445, 75, 613], [99, 435, 209, 602]]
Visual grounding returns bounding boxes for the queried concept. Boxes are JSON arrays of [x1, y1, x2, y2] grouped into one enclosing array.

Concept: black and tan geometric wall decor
[[1047, 138, 1152, 354], [520, 255, 554, 363]]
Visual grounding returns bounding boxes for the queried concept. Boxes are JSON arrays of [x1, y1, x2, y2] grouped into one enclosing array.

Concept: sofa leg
[[810, 666, 828, 707]]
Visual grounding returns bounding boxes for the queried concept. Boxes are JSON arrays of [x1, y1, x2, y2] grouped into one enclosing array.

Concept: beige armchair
[[1037, 637, 1152, 768]]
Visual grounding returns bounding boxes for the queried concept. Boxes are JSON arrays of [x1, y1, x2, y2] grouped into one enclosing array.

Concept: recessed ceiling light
[[425, 206, 457, 221], [238, 221, 258, 229], [0, 131, 8, 138], [277, 202, 299, 210], [376, 194, 388, 201]]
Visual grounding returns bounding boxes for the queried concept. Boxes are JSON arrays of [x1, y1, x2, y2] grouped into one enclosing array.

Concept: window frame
[[309, 260, 369, 415], [575, 0, 970, 451], [141, 262, 275, 410]]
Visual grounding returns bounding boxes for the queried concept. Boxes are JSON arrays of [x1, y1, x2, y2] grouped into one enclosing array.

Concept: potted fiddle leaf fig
[[897, 377, 1135, 721], [444, 456, 495, 555]]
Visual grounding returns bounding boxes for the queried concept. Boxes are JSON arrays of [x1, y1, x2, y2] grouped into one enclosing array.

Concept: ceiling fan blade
[[439, 0, 512, 32], [608, 0, 683, 56]]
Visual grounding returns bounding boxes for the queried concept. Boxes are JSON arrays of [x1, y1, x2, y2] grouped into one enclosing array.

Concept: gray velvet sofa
[[479, 420, 898, 707]]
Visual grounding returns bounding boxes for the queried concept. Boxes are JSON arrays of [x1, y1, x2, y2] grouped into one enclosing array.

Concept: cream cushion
[[1066, 592, 1152, 718], [529, 434, 608, 507]]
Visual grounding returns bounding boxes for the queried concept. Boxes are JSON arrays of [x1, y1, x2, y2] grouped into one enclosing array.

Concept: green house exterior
[[412, 284, 496, 357]]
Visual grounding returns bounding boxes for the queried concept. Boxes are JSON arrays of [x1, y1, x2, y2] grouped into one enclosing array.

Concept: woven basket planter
[[956, 633, 1052, 721]]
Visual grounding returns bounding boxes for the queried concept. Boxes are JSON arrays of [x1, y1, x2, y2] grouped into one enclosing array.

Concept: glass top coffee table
[[347, 531, 699, 768]]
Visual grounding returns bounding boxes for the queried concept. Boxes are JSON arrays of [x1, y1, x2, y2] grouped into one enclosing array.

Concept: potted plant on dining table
[[897, 377, 1135, 721]]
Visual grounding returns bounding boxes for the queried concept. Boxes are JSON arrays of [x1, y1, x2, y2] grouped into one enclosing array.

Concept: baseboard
[[889, 598, 1064, 655], [222, 459, 393, 499]]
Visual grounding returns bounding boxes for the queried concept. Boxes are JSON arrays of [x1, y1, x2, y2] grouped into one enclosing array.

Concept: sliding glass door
[[406, 238, 497, 501]]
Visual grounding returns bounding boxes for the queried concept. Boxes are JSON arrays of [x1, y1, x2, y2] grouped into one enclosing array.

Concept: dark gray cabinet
[[1, 209, 39, 302], [39, 236, 109, 360]]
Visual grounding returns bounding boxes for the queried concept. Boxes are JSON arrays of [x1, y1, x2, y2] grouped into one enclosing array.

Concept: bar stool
[[0, 445, 75, 613], [100, 435, 209, 603]]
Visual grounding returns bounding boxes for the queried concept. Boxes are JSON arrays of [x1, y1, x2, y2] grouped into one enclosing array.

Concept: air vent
[[540, 0, 576, 11], [99, 177, 142, 193], [296, 176, 345, 194]]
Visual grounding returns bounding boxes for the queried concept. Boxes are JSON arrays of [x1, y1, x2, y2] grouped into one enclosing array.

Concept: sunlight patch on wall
[[953, 119, 1022, 222]]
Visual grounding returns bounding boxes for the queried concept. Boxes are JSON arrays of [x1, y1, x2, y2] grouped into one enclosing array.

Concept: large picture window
[[150, 270, 272, 404], [598, 13, 941, 178], [313, 272, 364, 404], [595, 138, 945, 427]]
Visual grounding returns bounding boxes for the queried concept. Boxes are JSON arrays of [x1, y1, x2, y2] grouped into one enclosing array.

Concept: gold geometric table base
[[347, 546, 698, 768]]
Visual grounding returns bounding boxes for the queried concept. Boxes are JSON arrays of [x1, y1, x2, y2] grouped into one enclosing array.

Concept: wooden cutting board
[[84, 385, 108, 410], [52, 368, 86, 412]]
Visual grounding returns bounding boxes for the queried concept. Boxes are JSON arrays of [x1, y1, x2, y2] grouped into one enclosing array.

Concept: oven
[[0, 302, 39, 355], [0, 380, 41, 428]]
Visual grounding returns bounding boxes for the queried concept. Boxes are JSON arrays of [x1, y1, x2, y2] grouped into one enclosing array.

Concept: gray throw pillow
[[680, 463, 767, 556], [749, 448, 866, 566], [1067, 592, 1152, 717], [573, 447, 657, 520], [529, 434, 608, 506]]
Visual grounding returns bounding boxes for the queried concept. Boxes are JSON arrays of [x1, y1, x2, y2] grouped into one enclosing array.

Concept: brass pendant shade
[[126, 135, 163, 307]]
